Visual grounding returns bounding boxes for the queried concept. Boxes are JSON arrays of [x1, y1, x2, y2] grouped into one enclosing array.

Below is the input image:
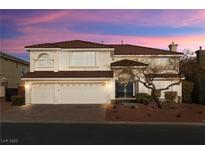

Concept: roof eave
[[25, 47, 61, 51], [114, 54, 183, 57]]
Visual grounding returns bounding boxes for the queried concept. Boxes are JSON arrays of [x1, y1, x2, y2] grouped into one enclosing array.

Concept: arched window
[[37, 53, 53, 67]]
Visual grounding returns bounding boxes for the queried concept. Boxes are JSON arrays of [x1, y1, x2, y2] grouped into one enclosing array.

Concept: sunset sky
[[1, 9, 205, 61]]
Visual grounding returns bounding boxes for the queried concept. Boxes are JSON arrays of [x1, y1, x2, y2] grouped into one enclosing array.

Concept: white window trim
[[36, 54, 54, 68], [69, 51, 97, 68]]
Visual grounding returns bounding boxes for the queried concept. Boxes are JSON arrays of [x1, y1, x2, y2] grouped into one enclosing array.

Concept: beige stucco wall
[[138, 79, 182, 102], [59, 50, 112, 71], [30, 49, 113, 72], [0, 57, 29, 88], [113, 55, 180, 69], [30, 51, 57, 72]]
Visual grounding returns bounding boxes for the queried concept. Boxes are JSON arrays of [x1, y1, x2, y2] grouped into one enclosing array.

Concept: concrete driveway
[[0, 102, 106, 123]]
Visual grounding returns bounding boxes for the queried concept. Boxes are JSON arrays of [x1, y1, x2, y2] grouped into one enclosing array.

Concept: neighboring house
[[0, 52, 29, 100], [22, 40, 183, 104]]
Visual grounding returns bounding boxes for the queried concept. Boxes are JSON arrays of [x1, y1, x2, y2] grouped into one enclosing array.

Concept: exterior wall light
[[25, 84, 29, 89], [106, 82, 111, 88]]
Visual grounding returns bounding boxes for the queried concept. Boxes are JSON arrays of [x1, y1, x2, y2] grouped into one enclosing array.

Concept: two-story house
[[22, 40, 183, 104]]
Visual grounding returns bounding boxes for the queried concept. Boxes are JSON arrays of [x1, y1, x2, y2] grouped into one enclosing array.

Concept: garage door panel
[[31, 83, 55, 104], [60, 83, 107, 104], [30, 82, 108, 104]]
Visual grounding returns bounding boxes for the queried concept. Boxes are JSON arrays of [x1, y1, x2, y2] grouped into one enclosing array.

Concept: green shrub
[[182, 81, 193, 103], [11, 95, 25, 106], [135, 93, 153, 105], [164, 91, 177, 103]]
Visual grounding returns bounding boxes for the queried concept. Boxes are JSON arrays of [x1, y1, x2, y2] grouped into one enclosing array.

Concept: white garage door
[[30, 82, 108, 104], [31, 83, 55, 104], [60, 83, 107, 104]]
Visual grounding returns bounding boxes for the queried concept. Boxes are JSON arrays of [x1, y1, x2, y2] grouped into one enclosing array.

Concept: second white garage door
[[59, 83, 107, 104]]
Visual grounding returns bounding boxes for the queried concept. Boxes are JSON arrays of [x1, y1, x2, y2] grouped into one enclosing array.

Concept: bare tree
[[127, 58, 182, 108], [182, 49, 196, 60], [180, 49, 205, 80]]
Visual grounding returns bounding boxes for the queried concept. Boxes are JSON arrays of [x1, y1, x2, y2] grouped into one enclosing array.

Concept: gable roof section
[[25, 43, 57, 48], [25, 40, 112, 49], [0, 51, 29, 65], [109, 44, 183, 55], [111, 59, 148, 67], [22, 71, 113, 78], [25, 40, 183, 55]]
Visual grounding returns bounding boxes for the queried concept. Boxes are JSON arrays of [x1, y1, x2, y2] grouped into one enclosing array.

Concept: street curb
[[1, 120, 205, 126]]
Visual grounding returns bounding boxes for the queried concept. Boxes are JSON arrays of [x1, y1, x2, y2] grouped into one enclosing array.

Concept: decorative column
[[25, 81, 31, 104], [110, 78, 116, 100], [54, 51, 59, 72]]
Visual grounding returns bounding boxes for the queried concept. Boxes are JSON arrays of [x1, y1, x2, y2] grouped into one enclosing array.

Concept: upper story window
[[150, 58, 169, 67], [37, 53, 53, 68], [69, 52, 96, 67]]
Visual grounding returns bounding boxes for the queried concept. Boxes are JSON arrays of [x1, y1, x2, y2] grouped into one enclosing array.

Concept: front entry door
[[116, 81, 134, 98], [126, 82, 134, 97]]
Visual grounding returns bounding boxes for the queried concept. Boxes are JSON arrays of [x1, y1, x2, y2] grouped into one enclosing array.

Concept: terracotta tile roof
[[145, 73, 181, 78], [109, 44, 183, 55], [111, 59, 148, 67], [22, 71, 113, 78], [25, 43, 57, 48], [25, 40, 112, 49]]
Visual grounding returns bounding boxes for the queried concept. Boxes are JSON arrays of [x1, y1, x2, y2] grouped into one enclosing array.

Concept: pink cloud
[[180, 10, 205, 27], [10, 10, 205, 28], [2, 10, 205, 56], [19, 10, 69, 25], [1, 26, 204, 54]]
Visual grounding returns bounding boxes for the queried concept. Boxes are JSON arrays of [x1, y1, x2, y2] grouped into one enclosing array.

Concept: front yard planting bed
[[106, 102, 205, 122]]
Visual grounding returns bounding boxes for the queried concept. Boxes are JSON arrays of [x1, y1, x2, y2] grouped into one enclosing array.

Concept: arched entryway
[[115, 68, 138, 99], [116, 81, 138, 98]]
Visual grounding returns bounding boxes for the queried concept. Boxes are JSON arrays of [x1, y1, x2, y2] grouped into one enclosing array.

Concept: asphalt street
[[1, 122, 205, 145]]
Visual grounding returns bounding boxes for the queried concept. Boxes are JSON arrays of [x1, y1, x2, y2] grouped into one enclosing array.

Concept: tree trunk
[[151, 90, 162, 109]]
